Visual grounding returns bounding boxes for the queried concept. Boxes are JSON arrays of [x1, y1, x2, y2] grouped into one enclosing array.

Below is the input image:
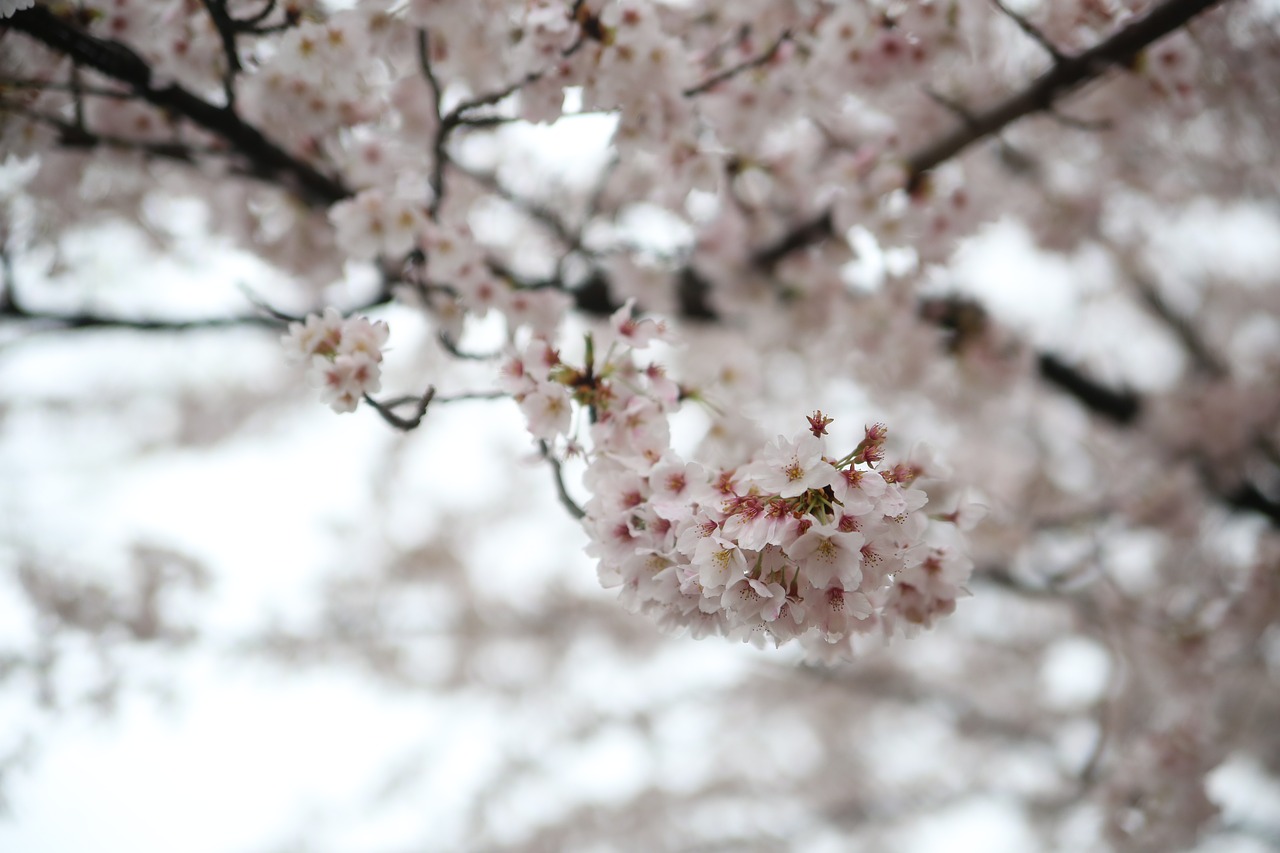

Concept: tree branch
[[682, 29, 792, 98], [904, 0, 1226, 189], [540, 440, 585, 520], [989, 0, 1067, 61], [364, 387, 436, 432], [750, 0, 1229, 262], [198, 0, 244, 108], [0, 302, 282, 333], [1222, 479, 1280, 527], [6, 6, 348, 208], [1036, 353, 1141, 425], [0, 100, 206, 165]]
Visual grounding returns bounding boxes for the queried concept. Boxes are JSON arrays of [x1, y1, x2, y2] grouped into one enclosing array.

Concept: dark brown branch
[[442, 73, 541, 126], [238, 0, 279, 29], [198, 0, 243, 108], [417, 16, 589, 217], [990, 0, 1066, 61], [905, 0, 1227, 190], [682, 29, 791, 98], [0, 100, 206, 164], [0, 76, 134, 99], [752, 210, 834, 269], [415, 29, 448, 216], [1036, 353, 1141, 425], [921, 294, 1143, 424], [1044, 107, 1114, 132], [1128, 269, 1226, 377], [0, 283, 392, 334], [748, 0, 1229, 264], [366, 388, 504, 430], [540, 440, 585, 520], [454, 164, 582, 252], [364, 386, 436, 431], [437, 331, 502, 362], [1222, 480, 1280, 527], [430, 390, 506, 404], [6, 6, 348, 208], [0, 304, 282, 333]]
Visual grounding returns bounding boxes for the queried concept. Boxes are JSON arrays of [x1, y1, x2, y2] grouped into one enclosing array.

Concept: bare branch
[[454, 163, 583, 252], [443, 73, 541, 127], [540, 440, 585, 520], [0, 100, 207, 164], [415, 29, 448, 215], [1117, 259, 1227, 377], [1044, 106, 1114, 132], [682, 29, 791, 98], [0, 303, 281, 333], [364, 386, 437, 432], [0, 76, 135, 99], [0, 280, 392, 335], [752, 210, 834, 269], [364, 386, 508, 432], [433, 390, 506, 404], [237, 0, 279, 29], [990, 0, 1067, 61], [437, 331, 502, 362], [235, 283, 304, 324], [198, 0, 243, 108], [1036, 353, 1141, 425]]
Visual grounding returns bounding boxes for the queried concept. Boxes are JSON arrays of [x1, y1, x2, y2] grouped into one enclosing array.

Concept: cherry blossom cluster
[[588, 416, 972, 659], [495, 300, 972, 659], [281, 307, 389, 414]]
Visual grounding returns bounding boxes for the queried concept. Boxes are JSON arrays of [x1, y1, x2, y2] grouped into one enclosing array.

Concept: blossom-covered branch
[[6, 4, 348, 206], [753, 0, 1230, 261]]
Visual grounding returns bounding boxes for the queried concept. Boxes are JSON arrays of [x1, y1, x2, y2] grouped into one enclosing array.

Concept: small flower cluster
[[495, 298, 971, 660], [329, 189, 429, 261], [499, 298, 677, 446], [586, 414, 972, 660], [282, 308, 389, 413]]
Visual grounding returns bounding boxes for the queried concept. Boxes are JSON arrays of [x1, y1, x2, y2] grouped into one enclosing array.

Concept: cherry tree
[[1, 1, 1279, 850]]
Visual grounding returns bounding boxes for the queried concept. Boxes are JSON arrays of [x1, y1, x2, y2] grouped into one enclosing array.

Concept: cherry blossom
[[6, 1, 1280, 847], [283, 310, 389, 413]]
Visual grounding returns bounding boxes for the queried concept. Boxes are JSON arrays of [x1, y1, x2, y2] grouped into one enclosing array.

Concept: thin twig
[[442, 73, 541, 126], [364, 386, 436, 431], [235, 282, 303, 324], [438, 331, 502, 362], [0, 76, 135, 98], [990, 0, 1066, 60], [1045, 106, 1113, 131], [540, 440, 585, 520], [236, 0, 278, 29], [198, 0, 242, 108], [380, 389, 504, 407], [0, 101, 206, 163], [924, 86, 980, 129], [416, 29, 448, 217], [682, 29, 791, 97], [1114, 253, 1226, 376], [454, 162, 583, 251]]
